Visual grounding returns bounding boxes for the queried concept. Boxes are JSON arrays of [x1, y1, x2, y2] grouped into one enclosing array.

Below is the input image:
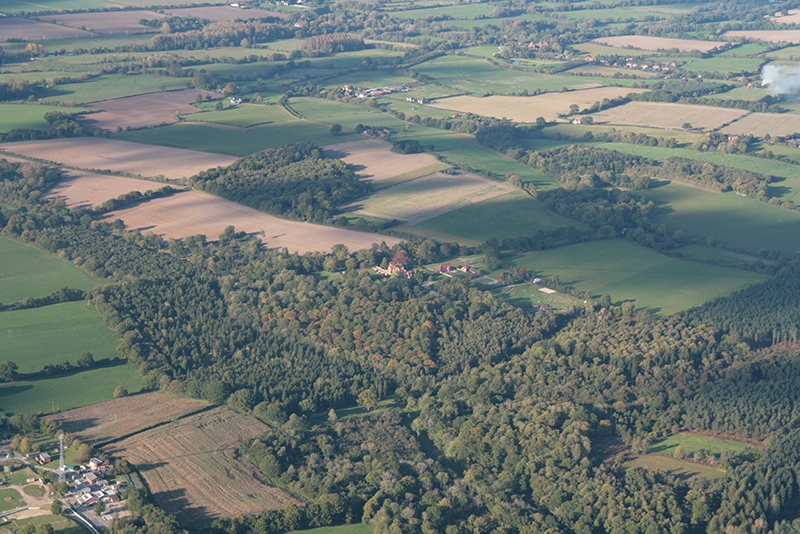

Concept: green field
[[506, 239, 768, 314], [639, 182, 800, 253], [670, 244, 769, 267], [288, 525, 373, 534], [649, 432, 752, 456], [0, 362, 142, 415], [0, 488, 26, 512], [492, 283, 585, 310], [185, 104, 294, 127], [681, 57, 764, 74], [409, 191, 584, 244], [625, 454, 725, 480], [289, 97, 406, 130], [702, 86, 770, 101], [0, 301, 119, 374], [0, 238, 102, 305], [0, 104, 92, 133], [40, 74, 190, 104], [720, 43, 771, 56], [22, 485, 45, 497], [386, 3, 493, 18], [0, 514, 83, 534]]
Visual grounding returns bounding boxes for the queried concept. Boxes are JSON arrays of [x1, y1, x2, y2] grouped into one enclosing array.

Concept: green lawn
[[185, 104, 295, 127], [0, 104, 92, 133], [0, 301, 119, 374], [288, 524, 374, 534], [649, 432, 751, 456], [0, 488, 26, 512], [40, 74, 190, 104], [0, 238, 102, 305], [22, 485, 45, 497], [0, 514, 84, 534], [639, 182, 800, 254], [0, 362, 142, 415], [507, 239, 768, 314], [409, 191, 583, 244]]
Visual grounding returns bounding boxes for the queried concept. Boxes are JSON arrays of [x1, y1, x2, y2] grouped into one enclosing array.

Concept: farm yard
[[80, 89, 211, 131], [106, 408, 301, 529], [721, 112, 800, 138], [592, 36, 727, 51], [346, 171, 515, 225], [103, 189, 400, 253], [322, 139, 445, 185], [0, 138, 237, 180], [588, 102, 748, 131], [428, 87, 649, 123], [49, 391, 210, 444], [45, 169, 170, 208]]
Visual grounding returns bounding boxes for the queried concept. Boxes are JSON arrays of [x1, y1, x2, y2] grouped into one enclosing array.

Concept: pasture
[[0, 104, 92, 134], [46, 169, 169, 208], [721, 112, 800, 138], [289, 97, 405, 131], [680, 57, 764, 74], [346, 171, 515, 225], [49, 391, 209, 444], [164, 6, 287, 20], [625, 454, 724, 480], [723, 30, 800, 44], [0, 300, 119, 374], [0, 138, 237, 180], [106, 408, 301, 529], [428, 87, 648, 123], [640, 182, 800, 253], [703, 86, 769, 101], [0, 515, 84, 534], [322, 138, 444, 185], [0, 237, 100, 304], [589, 102, 748, 131], [103, 190, 400, 253], [35, 11, 163, 34], [0, 362, 143, 415], [649, 433, 753, 456], [670, 244, 768, 268], [0, 18, 91, 41], [40, 74, 190, 105], [507, 239, 768, 314], [493, 283, 585, 311], [81, 89, 210, 131], [408, 191, 583, 244], [592, 36, 726, 52], [0, 0, 110, 13], [185, 104, 294, 127]]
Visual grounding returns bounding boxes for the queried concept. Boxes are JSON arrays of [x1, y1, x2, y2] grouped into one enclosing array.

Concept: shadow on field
[[152, 487, 215, 530], [58, 417, 100, 434], [136, 461, 169, 472], [0, 385, 33, 398]]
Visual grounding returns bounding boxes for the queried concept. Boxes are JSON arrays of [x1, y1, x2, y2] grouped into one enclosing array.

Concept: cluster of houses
[[229, 96, 242, 106], [405, 96, 428, 105], [374, 262, 415, 279], [340, 84, 411, 99], [435, 263, 482, 280], [585, 56, 678, 74], [68, 458, 123, 508]]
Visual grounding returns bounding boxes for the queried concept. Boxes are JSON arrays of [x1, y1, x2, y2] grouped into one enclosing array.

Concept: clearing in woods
[[105, 408, 302, 529], [79, 89, 211, 131], [103, 189, 400, 253], [323, 139, 446, 185], [34, 11, 164, 34], [48, 391, 210, 444], [345, 171, 515, 225], [0, 138, 237, 180], [428, 87, 648, 122], [589, 102, 748, 131], [592, 36, 727, 51], [721, 112, 800, 138], [45, 169, 170, 208], [649, 432, 754, 456], [624, 454, 725, 480]]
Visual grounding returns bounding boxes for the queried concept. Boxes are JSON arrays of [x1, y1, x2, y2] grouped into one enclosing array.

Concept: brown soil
[[80, 89, 211, 129], [46, 169, 166, 208], [164, 6, 287, 21], [35, 10, 163, 34], [48, 392, 210, 444], [0, 138, 237, 180], [105, 408, 300, 529], [323, 138, 442, 183], [0, 18, 91, 40]]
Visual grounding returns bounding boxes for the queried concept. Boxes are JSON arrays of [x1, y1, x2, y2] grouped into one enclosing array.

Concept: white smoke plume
[[762, 64, 800, 95]]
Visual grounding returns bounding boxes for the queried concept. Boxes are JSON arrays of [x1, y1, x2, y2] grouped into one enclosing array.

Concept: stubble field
[[592, 36, 726, 51], [720, 112, 800, 137], [49, 391, 210, 444], [0, 138, 237, 180], [589, 102, 748, 131], [323, 139, 445, 184], [429, 87, 648, 122], [106, 408, 301, 529], [104, 189, 400, 252], [723, 30, 800, 43], [0, 18, 91, 40], [80, 89, 210, 131], [46, 169, 168, 208], [35, 11, 164, 34]]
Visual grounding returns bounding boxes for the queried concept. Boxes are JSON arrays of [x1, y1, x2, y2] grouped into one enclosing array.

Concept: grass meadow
[[0, 238, 101, 305], [185, 104, 294, 127], [0, 103, 92, 133], [670, 244, 768, 267], [507, 239, 768, 314], [40, 74, 190, 104], [680, 57, 764, 73], [0, 362, 142, 415], [639, 182, 800, 253], [649, 432, 752, 456], [408, 191, 582, 244], [0, 301, 119, 373]]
